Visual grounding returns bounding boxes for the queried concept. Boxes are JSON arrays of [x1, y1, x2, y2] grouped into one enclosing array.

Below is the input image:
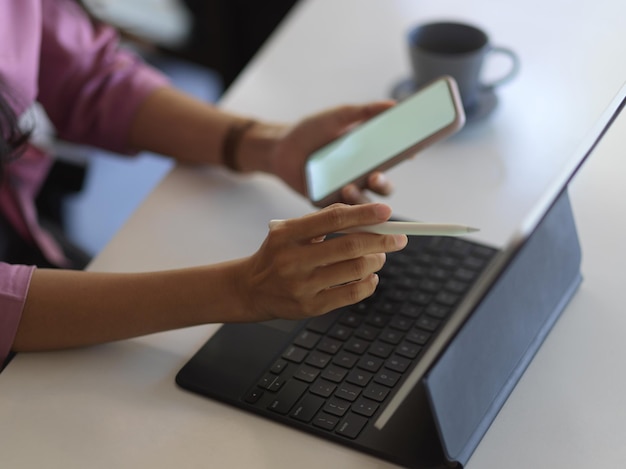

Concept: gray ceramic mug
[[408, 22, 519, 113]]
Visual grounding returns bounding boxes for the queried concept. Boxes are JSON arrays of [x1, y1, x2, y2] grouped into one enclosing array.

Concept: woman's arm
[[38, 0, 394, 202], [128, 86, 395, 202], [13, 203, 407, 352], [127, 86, 257, 167]]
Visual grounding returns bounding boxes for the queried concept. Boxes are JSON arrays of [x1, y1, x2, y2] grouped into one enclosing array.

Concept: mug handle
[[482, 46, 520, 89]]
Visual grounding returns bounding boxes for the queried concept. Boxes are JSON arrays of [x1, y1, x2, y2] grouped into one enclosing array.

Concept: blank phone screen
[[305, 79, 458, 202]]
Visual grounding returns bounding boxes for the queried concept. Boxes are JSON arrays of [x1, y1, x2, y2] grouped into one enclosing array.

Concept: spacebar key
[[267, 380, 308, 415]]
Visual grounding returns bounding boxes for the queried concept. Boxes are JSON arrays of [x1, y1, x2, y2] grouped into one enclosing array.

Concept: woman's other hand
[[240, 101, 396, 205]]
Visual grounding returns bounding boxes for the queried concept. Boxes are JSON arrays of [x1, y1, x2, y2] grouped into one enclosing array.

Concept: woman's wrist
[[222, 119, 257, 171], [234, 121, 287, 174]]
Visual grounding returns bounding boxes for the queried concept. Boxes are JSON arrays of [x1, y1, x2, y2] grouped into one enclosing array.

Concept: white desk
[[2, 1, 626, 468]]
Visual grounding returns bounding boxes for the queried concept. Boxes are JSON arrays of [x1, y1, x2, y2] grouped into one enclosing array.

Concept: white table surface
[[2, 1, 626, 468]]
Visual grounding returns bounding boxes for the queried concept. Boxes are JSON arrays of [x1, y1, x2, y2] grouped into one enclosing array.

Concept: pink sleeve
[[0, 263, 35, 365], [37, 0, 170, 154]]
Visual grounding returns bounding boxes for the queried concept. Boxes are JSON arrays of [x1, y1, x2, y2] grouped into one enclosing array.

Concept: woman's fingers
[[309, 252, 387, 290], [366, 172, 394, 196], [270, 203, 393, 241], [340, 171, 395, 205], [304, 231, 406, 272], [320, 101, 396, 138], [308, 273, 381, 314]]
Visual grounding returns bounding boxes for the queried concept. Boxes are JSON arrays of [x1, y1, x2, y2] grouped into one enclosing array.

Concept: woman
[[0, 0, 407, 367]]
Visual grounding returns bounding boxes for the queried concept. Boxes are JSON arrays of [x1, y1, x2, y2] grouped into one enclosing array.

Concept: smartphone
[[304, 75, 465, 206]]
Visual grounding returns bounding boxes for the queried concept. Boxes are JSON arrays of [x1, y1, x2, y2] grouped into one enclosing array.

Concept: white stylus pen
[[268, 220, 479, 236]]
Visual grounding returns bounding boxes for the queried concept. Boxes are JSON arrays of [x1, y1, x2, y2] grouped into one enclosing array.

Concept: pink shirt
[[0, 0, 169, 364]]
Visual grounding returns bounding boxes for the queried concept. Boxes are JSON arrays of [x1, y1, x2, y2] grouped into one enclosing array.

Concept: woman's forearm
[[128, 86, 283, 171], [13, 260, 250, 352]]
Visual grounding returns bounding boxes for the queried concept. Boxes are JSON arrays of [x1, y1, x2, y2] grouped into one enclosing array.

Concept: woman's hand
[[130, 87, 395, 204], [242, 101, 396, 205], [233, 203, 408, 321]]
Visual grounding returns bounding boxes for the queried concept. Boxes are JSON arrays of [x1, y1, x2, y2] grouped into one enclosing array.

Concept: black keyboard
[[242, 235, 497, 440]]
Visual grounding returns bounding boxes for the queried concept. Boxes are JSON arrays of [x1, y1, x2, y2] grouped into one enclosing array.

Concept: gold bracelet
[[222, 119, 257, 172]]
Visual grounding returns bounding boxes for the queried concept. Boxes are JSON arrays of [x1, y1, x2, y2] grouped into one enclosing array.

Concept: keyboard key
[[268, 376, 285, 392], [419, 278, 442, 293], [339, 311, 363, 327], [317, 337, 342, 355], [389, 316, 413, 331], [344, 337, 369, 355], [416, 315, 441, 331], [375, 301, 397, 315], [410, 291, 432, 305], [406, 329, 430, 345], [258, 373, 280, 390], [406, 265, 428, 278], [438, 256, 460, 270], [282, 345, 308, 363], [270, 359, 288, 374], [333, 351, 359, 369], [435, 291, 459, 307], [321, 364, 348, 383], [313, 412, 340, 431], [385, 355, 411, 373], [396, 342, 422, 359], [336, 413, 368, 439], [293, 365, 320, 383], [369, 341, 394, 359], [399, 303, 422, 318], [309, 378, 337, 398], [293, 330, 321, 349], [429, 267, 451, 281], [454, 267, 477, 282], [448, 239, 472, 258], [388, 253, 410, 268], [328, 324, 353, 341], [335, 382, 361, 402], [416, 253, 435, 265], [363, 383, 390, 402], [267, 380, 308, 415], [324, 397, 351, 417], [352, 397, 379, 417], [365, 312, 390, 328], [379, 328, 403, 345], [357, 355, 383, 373], [425, 236, 448, 253], [291, 394, 325, 423], [354, 324, 380, 341], [305, 351, 332, 369], [374, 370, 400, 388], [385, 288, 409, 302], [445, 279, 469, 294], [243, 388, 263, 404], [425, 303, 450, 319], [346, 369, 373, 387], [350, 301, 370, 315], [395, 276, 419, 290]]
